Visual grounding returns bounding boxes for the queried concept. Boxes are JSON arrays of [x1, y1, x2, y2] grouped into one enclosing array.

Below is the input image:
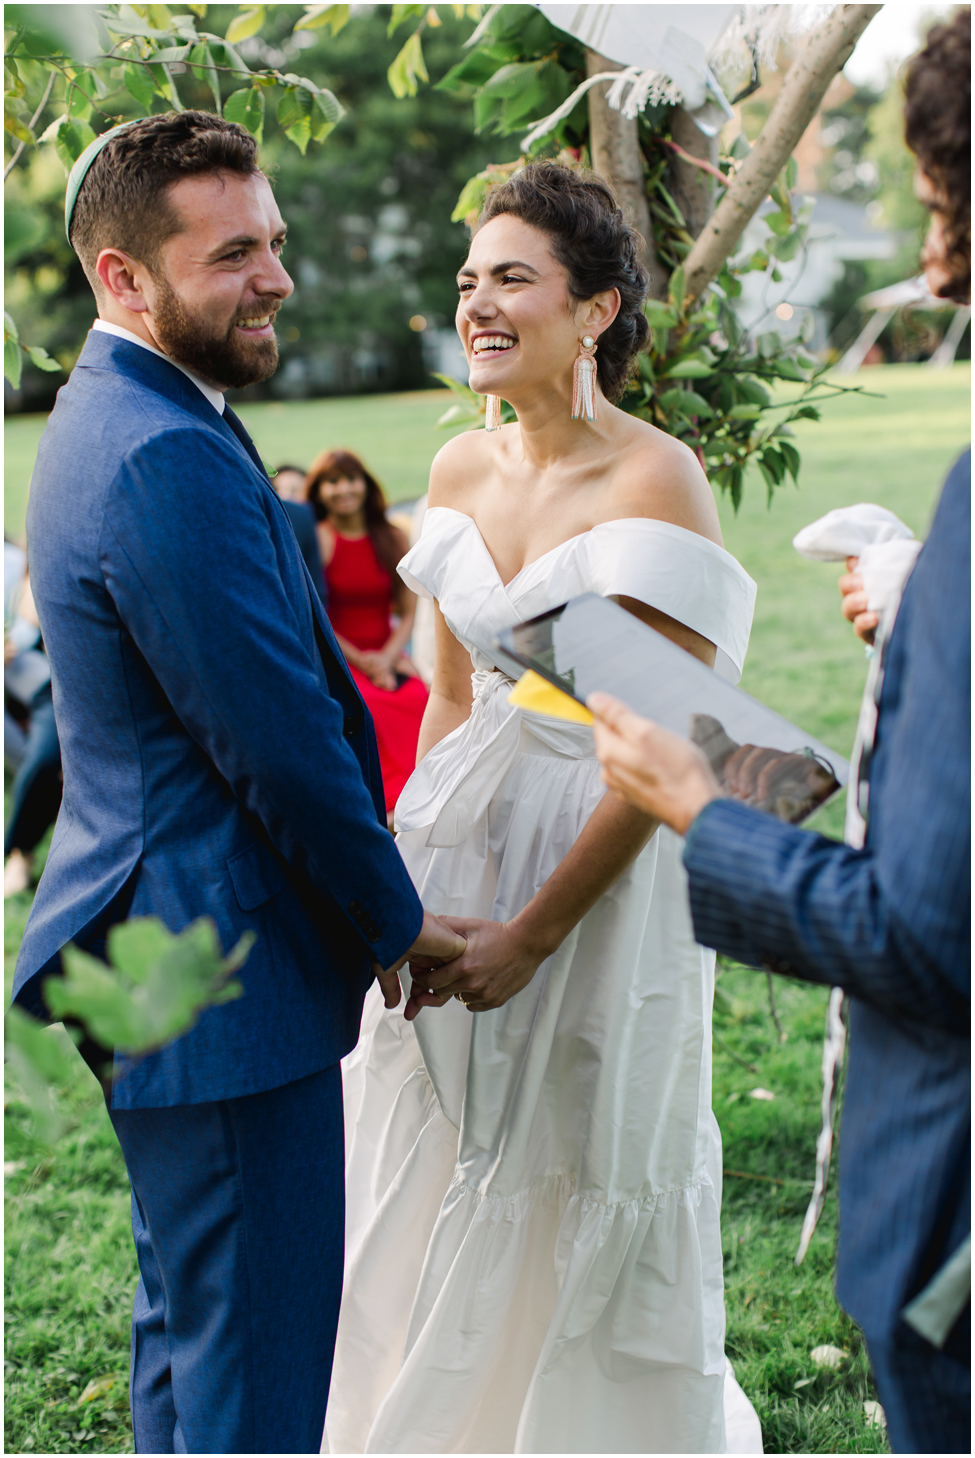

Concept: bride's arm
[[415, 603, 474, 763]]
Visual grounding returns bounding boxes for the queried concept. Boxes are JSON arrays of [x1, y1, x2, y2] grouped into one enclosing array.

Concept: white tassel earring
[[484, 394, 502, 432], [571, 336, 598, 423]]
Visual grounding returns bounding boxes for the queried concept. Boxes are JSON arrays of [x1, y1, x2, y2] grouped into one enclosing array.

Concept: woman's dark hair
[[305, 449, 407, 577], [903, 8, 970, 302], [476, 162, 650, 401]]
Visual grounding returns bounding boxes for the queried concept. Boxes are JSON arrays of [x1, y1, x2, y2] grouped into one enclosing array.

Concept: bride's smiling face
[[456, 214, 614, 401]]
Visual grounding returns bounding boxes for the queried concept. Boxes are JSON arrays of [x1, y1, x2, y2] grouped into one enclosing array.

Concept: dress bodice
[[398, 507, 756, 683], [326, 532, 392, 652], [394, 510, 757, 849]]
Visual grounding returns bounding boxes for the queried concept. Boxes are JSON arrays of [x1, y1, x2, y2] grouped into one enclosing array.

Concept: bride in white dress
[[325, 163, 761, 1455]]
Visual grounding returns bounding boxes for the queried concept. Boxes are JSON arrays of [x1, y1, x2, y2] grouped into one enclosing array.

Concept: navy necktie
[[223, 404, 268, 478]]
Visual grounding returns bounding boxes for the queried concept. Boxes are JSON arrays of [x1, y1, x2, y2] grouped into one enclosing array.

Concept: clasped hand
[[404, 917, 544, 1020]]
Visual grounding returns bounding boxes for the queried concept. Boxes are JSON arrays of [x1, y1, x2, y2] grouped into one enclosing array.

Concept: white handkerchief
[[856, 538, 923, 614], [792, 503, 915, 562], [793, 503, 922, 614]]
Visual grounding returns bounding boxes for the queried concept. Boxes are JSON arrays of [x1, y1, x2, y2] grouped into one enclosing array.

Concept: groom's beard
[[151, 273, 280, 390]]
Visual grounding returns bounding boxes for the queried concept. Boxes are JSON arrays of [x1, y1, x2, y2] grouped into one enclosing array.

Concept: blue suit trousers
[[866, 1313, 970, 1455], [109, 1066, 344, 1454]]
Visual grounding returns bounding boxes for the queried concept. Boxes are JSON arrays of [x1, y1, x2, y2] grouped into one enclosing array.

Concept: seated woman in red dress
[[306, 449, 428, 823]]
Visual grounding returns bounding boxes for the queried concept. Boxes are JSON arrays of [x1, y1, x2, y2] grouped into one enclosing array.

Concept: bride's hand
[[404, 917, 544, 1019]]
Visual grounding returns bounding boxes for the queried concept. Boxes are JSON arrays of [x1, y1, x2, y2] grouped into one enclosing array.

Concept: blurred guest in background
[[4, 555, 61, 898], [306, 449, 427, 821], [272, 463, 327, 603]]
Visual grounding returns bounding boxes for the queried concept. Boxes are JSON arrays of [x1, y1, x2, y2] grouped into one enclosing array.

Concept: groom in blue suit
[[13, 111, 464, 1453], [589, 16, 971, 1452]]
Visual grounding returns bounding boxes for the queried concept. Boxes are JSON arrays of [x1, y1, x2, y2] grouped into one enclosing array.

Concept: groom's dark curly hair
[[476, 162, 650, 401], [70, 111, 261, 292]]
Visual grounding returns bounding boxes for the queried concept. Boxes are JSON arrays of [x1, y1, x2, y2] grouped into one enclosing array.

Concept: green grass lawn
[[5, 362, 970, 1454]]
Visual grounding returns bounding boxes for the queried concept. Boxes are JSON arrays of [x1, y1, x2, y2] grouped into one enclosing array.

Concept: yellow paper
[[507, 669, 594, 724]]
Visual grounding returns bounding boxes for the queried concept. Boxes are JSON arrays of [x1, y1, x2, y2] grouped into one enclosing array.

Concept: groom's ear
[[95, 247, 153, 316]]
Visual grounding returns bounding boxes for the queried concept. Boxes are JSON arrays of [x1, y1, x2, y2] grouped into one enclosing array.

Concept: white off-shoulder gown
[[324, 510, 762, 1455]]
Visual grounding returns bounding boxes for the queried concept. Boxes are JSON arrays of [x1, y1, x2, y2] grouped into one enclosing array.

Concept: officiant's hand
[[403, 918, 542, 1018], [589, 693, 721, 835], [373, 912, 469, 1009], [839, 556, 879, 645]]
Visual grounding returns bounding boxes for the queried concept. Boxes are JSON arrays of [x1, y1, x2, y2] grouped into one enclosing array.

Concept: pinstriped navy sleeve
[[682, 452, 971, 1035]]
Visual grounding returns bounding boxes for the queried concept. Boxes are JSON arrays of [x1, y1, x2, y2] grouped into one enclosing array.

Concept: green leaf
[[4, 336, 22, 388], [4, 107, 33, 145], [26, 346, 61, 373], [775, 359, 809, 382], [52, 118, 96, 171], [769, 229, 802, 262], [737, 378, 770, 408], [189, 41, 222, 114], [276, 85, 313, 153], [765, 208, 792, 237], [4, 310, 20, 343], [66, 82, 92, 121], [479, 60, 538, 98], [644, 299, 679, 331], [451, 170, 491, 223], [662, 358, 713, 380], [294, 4, 349, 33], [149, 44, 192, 63], [778, 439, 801, 481], [728, 403, 762, 420], [123, 60, 158, 110], [224, 85, 265, 139], [45, 916, 251, 1055], [659, 387, 713, 419], [387, 29, 428, 99], [4, 1007, 73, 1147], [388, 4, 425, 36], [785, 154, 798, 190], [668, 266, 686, 312], [225, 5, 266, 44]]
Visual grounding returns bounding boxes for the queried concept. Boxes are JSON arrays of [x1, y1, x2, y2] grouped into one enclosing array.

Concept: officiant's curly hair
[[70, 111, 261, 291], [475, 162, 650, 401], [903, 8, 970, 303]]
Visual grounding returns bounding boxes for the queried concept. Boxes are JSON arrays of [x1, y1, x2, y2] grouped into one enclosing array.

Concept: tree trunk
[[669, 107, 719, 240], [585, 49, 669, 299], [683, 4, 882, 301]]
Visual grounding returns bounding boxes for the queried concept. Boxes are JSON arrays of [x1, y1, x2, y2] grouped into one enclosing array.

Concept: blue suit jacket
[[683, 450, 970, 1346], [14, 331, 423, 1109]]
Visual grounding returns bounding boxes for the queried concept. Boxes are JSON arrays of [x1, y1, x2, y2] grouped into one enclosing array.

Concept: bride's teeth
[[473, 335, 514, 353]]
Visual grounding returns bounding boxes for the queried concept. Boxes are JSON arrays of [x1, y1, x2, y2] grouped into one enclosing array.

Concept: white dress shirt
[[92, 319, 225, 415]]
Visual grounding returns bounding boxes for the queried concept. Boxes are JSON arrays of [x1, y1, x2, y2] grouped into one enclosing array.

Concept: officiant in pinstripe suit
[[589, 14, 970, 1454]]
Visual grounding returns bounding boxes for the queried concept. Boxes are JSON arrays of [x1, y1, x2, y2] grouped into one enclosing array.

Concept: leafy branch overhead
[[3, 2, 353, 383]]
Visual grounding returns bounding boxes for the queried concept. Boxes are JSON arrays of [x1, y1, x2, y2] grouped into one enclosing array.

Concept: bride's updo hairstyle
[[475, 162, 650, 401]]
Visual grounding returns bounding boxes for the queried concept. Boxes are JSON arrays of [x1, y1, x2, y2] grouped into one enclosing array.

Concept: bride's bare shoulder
[[428, 426, 499, 509], [608, 414, 723, 547]]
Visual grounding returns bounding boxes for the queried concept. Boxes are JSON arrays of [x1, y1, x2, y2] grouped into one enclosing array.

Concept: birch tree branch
[[683, 4, 882, 301]]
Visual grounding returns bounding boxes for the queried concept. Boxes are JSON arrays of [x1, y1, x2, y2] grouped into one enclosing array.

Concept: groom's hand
[[373, 912, 468, 1009]]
